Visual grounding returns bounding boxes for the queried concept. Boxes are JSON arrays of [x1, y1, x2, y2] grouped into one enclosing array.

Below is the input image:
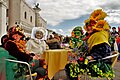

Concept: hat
[[8, 26, 25, 37], [84, 18, 96, 31], [93, 20, 110, 31], [90, 9, 107, 21], [31, 27, 48, 40]]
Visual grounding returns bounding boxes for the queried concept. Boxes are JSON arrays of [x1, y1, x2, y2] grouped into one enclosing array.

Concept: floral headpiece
[[90, 9, 107, 21], [93, 20, 110, 31], [84, 18, 96, 31], [8, 26, 24, 37]]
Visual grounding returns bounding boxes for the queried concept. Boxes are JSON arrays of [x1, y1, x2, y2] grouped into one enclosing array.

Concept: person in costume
[[4, 26, 47, 80], [84, 9, 114, 78], [69, 26, 88, 56], [86, 20, 111, 61], [65, 9, 114, 80], [85, 9, 111, 61], [26, 27, 48, 59], [65, 26, 88, 80], [5, 26, 32, 62], [69, 26, 84, 48], [83, 18, 96, 41]]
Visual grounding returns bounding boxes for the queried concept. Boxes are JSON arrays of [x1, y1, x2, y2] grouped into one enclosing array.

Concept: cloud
[[25, 0, 120, 27], [51, 29, 57, 32], [105, 10, 120, 25], [58, 29, 63, 33]]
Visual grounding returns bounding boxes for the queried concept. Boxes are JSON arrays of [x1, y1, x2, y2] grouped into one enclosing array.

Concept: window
[[24, 12, 27, 19], [30, 16, 32, 22], [6, 9, 9, 17]]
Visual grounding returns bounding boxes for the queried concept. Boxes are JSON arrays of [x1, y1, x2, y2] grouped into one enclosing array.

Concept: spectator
[[63, 35, 70, 44], [52, 32, 60, 41], [110, 27, 119, 51], [115, 34, 120, 60], [111, 27, 119, 37], [0, 34, 9, 48], [46, 34, 61, 49]]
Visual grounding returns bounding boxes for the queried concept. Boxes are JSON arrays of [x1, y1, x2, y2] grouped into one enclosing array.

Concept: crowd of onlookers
[[110, 27, 120, 60]]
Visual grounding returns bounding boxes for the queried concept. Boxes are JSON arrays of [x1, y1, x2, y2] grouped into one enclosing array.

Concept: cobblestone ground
[[52, 62, 120, 80], [112, 61, 120, 80]]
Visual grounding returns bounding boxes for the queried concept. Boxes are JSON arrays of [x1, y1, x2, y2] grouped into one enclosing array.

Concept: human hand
[[86, 56, 93, 60], [33, 54, 40, 60]]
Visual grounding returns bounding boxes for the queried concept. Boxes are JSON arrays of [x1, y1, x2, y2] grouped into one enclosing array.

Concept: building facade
[[8, 0, 35, 36], [33, 6, 47, 28], [0, 0, 47, 44], [0, 0, 7, 44]]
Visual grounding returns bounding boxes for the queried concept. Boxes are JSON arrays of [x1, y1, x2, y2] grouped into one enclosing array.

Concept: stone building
[[0, 0, 47, 44], [0, 0, 7, 41], [33, 5, 47, 28], [8, 0, 35, 36]]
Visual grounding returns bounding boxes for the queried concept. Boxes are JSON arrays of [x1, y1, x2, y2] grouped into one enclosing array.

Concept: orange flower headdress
[[8, 26, 24, 37], [84, 18, 96, 31], [90, 9, 107, 21], [8, 26, 26, 52], [93, 20, 110, 31]]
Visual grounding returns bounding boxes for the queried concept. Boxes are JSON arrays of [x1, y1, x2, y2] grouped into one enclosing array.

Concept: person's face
[[35, 31, 43, 39], [112, 28, 116, 32], [74, 31, 81, 38], [87, 26, 92, 30], [12, 34, 22, 41]]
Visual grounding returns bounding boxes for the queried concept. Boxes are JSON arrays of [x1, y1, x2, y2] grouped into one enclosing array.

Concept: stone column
[[33, 7, 41, 27], [0, 0, 7, 44]]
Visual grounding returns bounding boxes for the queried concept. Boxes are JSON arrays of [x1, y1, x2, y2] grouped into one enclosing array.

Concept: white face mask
[[35, 31, 43, 39]]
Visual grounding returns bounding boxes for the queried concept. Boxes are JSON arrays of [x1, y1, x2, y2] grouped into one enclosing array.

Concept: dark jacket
[[5, 40, 32, 62], [46, 38, 61, 49], [88, 43, 111, 63]]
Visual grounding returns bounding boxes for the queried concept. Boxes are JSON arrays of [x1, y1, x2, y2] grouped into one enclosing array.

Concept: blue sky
[[26, 0, 120, 36]]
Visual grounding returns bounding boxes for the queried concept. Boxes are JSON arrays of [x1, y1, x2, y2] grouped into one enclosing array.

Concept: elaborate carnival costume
[[4, 26, 47, 79], [66, 26, 88, 80], [5, 26, 32, 62], [69, 26, 88, 58], [65, 9, 115, 80], [26, 27, 48, 56]]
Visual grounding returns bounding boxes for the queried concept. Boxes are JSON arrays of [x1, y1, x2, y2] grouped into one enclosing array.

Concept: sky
[[25, 0, 120, 36]]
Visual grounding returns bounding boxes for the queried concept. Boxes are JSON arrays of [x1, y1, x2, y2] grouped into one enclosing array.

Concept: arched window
[[24, 12, 27, 19], [30, 16, 32, 22]]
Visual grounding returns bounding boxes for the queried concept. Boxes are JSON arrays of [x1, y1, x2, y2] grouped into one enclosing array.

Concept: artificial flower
[[93, 20, 110, 31], [90, 9, 107, 21], [84, 18, 96, 31]]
